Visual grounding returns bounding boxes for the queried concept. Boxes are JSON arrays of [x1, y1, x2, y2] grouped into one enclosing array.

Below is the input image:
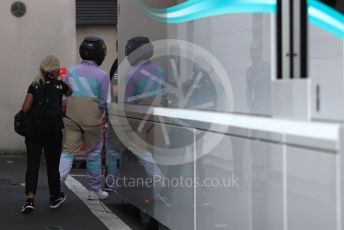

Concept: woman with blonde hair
[[20, 55, 72, 214]]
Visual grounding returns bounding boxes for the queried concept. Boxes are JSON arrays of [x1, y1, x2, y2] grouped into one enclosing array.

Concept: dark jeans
[[25, 131, 62, 197]]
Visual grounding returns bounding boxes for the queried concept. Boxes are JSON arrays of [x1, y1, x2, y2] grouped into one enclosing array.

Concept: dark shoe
[[21, 198, 34, 214], [50, 192, 66, 209]]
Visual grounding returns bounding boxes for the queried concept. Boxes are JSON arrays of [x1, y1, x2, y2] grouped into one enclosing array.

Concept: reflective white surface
[[110, 112, 341, 230]]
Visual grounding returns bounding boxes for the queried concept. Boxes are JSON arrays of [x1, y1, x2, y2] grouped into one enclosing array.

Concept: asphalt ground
[[0, 156, 149, 230]]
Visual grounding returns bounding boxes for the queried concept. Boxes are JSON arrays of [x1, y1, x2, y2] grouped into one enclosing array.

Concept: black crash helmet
[[79, 37, 107, 66], [125, 36, 153, 66]]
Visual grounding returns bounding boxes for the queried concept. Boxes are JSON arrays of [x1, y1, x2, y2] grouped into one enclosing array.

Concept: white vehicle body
[[110, 0, 344, 229]]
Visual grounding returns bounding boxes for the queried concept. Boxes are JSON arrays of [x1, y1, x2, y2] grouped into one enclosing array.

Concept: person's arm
[[100, 74, 110, 118], [64, 85, 73, 97], [62, 71, 73, 97], [125, 77, 136, 103], [22, 93, 33, 113]]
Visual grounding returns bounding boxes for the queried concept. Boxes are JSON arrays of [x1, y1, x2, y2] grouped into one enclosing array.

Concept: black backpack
[[29, 81, 64, 135]]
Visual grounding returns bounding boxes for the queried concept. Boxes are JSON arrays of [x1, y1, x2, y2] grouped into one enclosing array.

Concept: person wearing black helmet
[[59, 36, 110, 200], [114, 36, 165, 191], [123, 36, 162, 105]]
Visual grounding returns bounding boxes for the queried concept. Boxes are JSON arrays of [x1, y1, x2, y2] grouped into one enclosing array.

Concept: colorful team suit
[[123, 60, 166, 179], [59, 60, 119, 192], [125, 60, 165, 104]]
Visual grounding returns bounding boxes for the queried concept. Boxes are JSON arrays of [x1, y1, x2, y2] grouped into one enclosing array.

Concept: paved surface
[[0, 156, 149, 230]]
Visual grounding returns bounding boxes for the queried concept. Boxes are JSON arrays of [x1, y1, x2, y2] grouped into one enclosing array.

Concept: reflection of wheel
[[114, 39, 233, 166]]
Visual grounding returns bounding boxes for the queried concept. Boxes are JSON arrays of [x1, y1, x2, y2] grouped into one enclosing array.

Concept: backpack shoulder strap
[[63, 115, 85, 134]]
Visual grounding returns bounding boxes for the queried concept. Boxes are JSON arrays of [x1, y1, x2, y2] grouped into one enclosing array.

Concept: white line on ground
[[65, 175, 131, 230]]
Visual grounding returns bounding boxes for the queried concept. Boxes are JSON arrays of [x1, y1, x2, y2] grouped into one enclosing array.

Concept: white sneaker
[[88, 190, 109, 200]]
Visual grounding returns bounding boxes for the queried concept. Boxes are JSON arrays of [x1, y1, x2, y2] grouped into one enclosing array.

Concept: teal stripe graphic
[[140, 0, 343, 40], [139, 0, 276, 23], [308, 0, 344, 40]]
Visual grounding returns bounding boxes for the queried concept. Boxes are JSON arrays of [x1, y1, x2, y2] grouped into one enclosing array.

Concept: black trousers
[[25, 131, 62, 197]]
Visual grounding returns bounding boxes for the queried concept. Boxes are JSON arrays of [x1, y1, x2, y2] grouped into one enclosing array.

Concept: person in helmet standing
[[120, 36, 165, 184], [59, 37, 110, 200], [20, 55, 73, 214]]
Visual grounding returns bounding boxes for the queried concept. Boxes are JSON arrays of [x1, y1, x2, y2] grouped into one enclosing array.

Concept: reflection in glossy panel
[[287, 146, 337, 230], [195, 132, 283, 230]]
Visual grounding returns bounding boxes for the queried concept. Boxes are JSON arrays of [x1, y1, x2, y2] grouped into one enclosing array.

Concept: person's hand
[[62, 103, 67, 116]]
